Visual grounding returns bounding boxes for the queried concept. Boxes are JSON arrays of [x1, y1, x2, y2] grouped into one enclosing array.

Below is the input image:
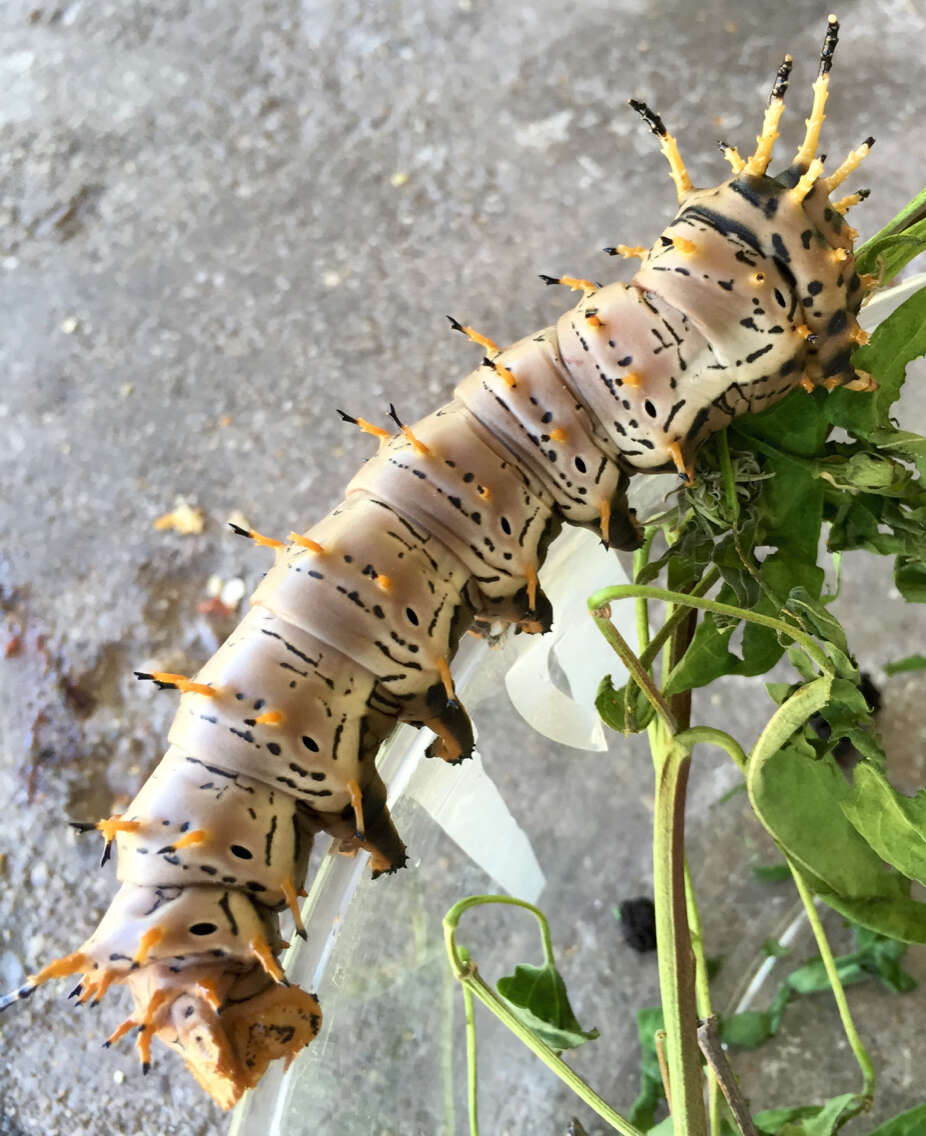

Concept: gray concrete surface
[[0, 1, 924, 1134]]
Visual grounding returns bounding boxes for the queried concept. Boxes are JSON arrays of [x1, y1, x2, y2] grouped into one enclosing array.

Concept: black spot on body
[[827, 309, 848, 335]]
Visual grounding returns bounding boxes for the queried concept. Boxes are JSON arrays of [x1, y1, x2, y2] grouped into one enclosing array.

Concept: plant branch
[[685, 863, 722, 1136], [697, 1016, 759, 1136], [463, 978, 479, 1136], [638, 566, 722, 672], [788, 864, 877, 1107], [651, 735, 708, 1136], [590, 607, 679, 733], [443, 898, 645, 1136], [588, 585, 834, 676]]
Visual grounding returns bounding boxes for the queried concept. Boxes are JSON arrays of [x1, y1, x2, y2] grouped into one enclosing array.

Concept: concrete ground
[[0, 1, 924, 1134]]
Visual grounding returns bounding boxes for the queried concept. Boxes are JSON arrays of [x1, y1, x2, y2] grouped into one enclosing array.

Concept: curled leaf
[[496, 962, 599, 1051]]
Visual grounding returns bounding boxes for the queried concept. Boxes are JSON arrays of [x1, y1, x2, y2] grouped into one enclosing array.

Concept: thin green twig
[[590, 608, 679, 733], [463, 978, 479, 1136], [716, 428, 740, 524], [788, 864, 877, 1106], [685, 862, 722, 1136], [589, 584, 833, 676], [443, 898, 645, 1136]]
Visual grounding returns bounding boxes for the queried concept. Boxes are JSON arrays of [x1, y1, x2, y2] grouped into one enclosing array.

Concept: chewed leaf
[[747, 738, 926, 941], [826, 286, 926, 436], [842, 762, 926, 886], [496, 962, 599, 1051]]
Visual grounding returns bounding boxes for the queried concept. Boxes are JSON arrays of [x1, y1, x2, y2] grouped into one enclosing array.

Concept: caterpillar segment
[[3, 17, 877, 1110]]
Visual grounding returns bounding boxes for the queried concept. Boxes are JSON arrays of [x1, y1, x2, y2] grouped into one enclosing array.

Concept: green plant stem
[[676, 726, 748, 775], [590, 608, 679, 733], [685, 862, 721, 1136], [634, 528, 658, 654], [589, 584, 833, 676], [443, 901, 644, 1136], [717, 428, 739, 523], [463, 980, 479, 1136], [638, 566, 722, 672], [445, 894, 556, 964], [789, 863, 877, 1105], [696, 1017, 759, 1136], [651, 735, 708, 1136]]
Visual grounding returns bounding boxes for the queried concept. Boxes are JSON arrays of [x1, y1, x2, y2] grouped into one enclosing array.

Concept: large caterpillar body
[[2, 17, 876, 1110]]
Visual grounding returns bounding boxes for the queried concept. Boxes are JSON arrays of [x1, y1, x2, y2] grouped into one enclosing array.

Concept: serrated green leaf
[[855, 187, 926, 265], [496, 961, 599, 1050], [895, 556, 926, 602], [784, 955, 867, 995], [748, 739, 912, 906], [825, 287, 926, 436], [664, 556, 825, 697], [631, 1007, 666, 1129], [854, 184, 926, 281], [817, 890, 926, 944], [815, 450, 914, 495], [866, 1104, 926, 1135], [795, 1093, 864, 1136], [783, 587, 852, 667], [885, 653, 926, 674], [662, 611, 736, 695], [866, 427, 926, 480], [854, 225, 926, 284], [842, 762, 926, 886]]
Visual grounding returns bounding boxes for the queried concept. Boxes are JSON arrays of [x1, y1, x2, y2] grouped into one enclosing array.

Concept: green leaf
[[753, 1106, 823, 1135], [867, 427, 926, 480], [815, 450, 914, 495], [595, 673, 655, 734], [842, 762, 926, 886], [496, 961, 599, 1050], [718, 1009, 773, 1048], [815, 890, 926, 944], [783, 588, 853, 675], [785, 955, 867, 995], [825, 287, 926, 436], [885, 653, 926, 674], [664, 556, 825, 697], [662, 611, 736, 695], [866, 1104, 926, 1135], [854, 184, 926, 280], [751, 861, 791, 883], [747, 739, 926, 940], [763, 938, 790, 958], [631, 1007, 666, 1129], [895, 556, 926, 603], [795, 1092, 864, 1135]]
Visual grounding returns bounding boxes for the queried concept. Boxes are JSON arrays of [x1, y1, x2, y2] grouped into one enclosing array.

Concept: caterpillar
[[1, 16, 877, 1112]]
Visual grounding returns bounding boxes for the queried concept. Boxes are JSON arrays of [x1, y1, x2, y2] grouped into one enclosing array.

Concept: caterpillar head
[[131, 963, 321, 1110], [2, 882, 321, 1109]]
